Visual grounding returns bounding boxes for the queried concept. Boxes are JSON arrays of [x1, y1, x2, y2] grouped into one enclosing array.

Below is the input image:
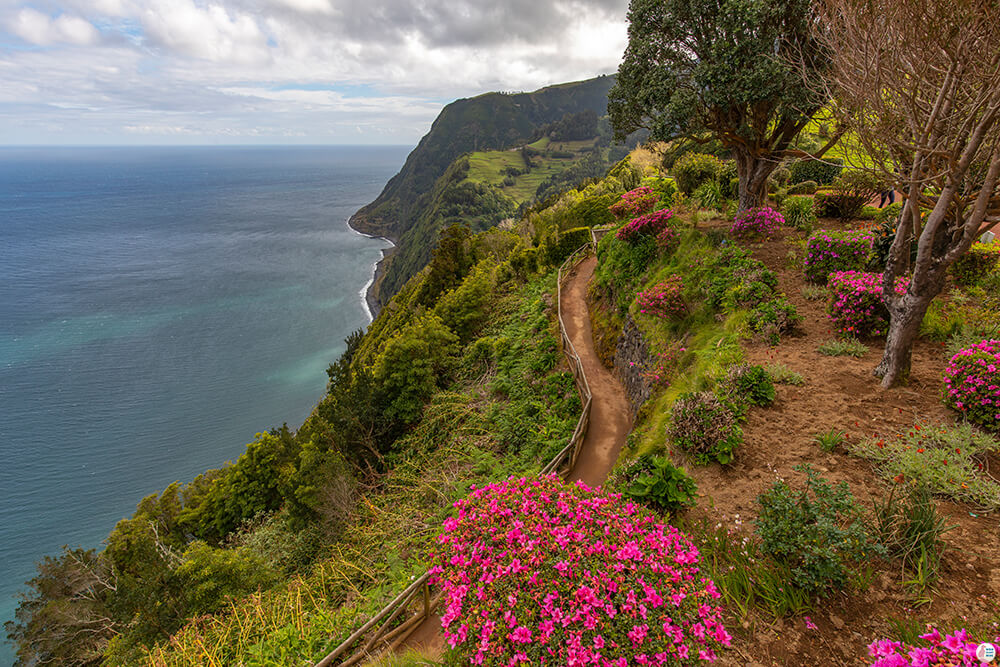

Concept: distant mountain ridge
[[349, 75, 618, 310]]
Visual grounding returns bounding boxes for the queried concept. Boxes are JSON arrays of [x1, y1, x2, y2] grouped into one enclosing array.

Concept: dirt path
[[563, 255, 633, 487]]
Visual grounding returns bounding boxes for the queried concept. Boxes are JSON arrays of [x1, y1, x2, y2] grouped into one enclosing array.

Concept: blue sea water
[[0, 145, 407, 664]]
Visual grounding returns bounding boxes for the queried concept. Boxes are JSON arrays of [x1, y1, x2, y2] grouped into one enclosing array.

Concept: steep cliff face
[[350, 76, 618, 309]]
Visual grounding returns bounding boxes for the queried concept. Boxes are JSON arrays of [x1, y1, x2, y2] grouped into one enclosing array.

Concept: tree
[[373, 314, 460, 423], [6, 548, 116, 667], [813, 0, 1000, 387], [608, 0, 835, 211]]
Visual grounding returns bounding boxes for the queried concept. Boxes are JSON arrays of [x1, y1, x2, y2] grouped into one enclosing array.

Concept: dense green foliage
[[616, 454, 699, 514], [789, 157, 843, 186], [609, 0, 830, 208], [755, 466, 884, 593], [672, 152, 723, 195]]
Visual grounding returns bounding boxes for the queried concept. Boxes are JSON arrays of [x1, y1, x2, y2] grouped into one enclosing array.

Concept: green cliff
[[349, 75, 620, 309]]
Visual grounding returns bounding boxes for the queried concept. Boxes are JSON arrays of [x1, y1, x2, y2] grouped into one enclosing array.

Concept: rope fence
[[313, 242, 595, 666]]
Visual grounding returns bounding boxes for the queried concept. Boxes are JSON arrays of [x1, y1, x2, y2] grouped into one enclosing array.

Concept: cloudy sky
[[0, 0, 628, 144]]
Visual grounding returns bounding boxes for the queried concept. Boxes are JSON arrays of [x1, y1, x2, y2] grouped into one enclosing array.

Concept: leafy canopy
[[609, 0, 830, 204]]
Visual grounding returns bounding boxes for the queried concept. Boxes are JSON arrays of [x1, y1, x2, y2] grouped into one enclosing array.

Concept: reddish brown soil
[[565, 256, 634, 487], [683, 219, 1000, 666]]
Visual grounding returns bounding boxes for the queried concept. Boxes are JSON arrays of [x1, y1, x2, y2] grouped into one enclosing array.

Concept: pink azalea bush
[[636, 276, 687, 321], [729, 207, 782, 240], [656, 225, 680, 256], [827, 271, 908, 337], [430, 475, 731, 666], [617, 209, 676, 244], [867, 627, 1000, 666], [804, 230, 874, 284], [642, 343, 686, 387], [610, 186, 660, 220], [943, 339, 1000, 431]]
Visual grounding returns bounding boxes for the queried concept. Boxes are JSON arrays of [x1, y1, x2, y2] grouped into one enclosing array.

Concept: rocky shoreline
[[348, 216, 395, 320]]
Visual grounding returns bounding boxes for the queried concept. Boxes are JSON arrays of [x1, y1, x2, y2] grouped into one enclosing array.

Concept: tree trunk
[[733, 150, 779, 212], [874, 291, 936, 387]]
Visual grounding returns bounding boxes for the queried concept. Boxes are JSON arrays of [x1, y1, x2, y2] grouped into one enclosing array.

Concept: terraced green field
[[465, 139, 599, 203]]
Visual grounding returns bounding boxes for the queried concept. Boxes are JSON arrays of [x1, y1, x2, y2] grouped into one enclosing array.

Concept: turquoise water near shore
[[0, 145, 407, 664]]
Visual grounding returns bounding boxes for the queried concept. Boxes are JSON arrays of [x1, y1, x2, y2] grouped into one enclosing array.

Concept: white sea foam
[[351, 225, 394, 323]]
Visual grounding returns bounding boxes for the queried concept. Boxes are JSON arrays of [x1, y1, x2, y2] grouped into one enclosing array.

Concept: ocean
[[0, 145, 407, 664]]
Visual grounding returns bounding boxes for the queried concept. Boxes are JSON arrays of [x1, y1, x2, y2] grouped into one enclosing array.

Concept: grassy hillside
[[368, 129, 633, 306]]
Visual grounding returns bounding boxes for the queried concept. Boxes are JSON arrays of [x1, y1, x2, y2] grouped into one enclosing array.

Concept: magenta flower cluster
[[617, 209, 676, 244], [729, 207, 782, 240], [827, 271, 908, 337], [943, 339, 1000, 431], [430, 475, 731, 666], [867, 627, 1000, 666], [656, 225, 680, 255], [610, 186, 659, 220], [636, 276, 687, 321], [804, 230, 874, 284]]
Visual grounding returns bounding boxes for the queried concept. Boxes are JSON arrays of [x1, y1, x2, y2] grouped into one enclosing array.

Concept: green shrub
[[672, 152, 723, 194], [787, 180, 818, 195], [789, 158, 843, 186], [373, 314, 460, 423], [872, 483, 953, 594], [703, 245, 778, 310], [868, 216, 917, 272], [859, 205, 881, 220], [508, 244, 537, 278], [765, 363, 804, 386], [616, 454, 699, 514], [668, 391, 742, 464], [782, 195, 816, 232], [815, 170, 883, 220], [641, 175, 678, 207], [876, 202, 903, 224], [724, 279, 773, 311], [434, 263, 494, 342], [851, 422, 1000, 511], [769, 164, 792, 188], [817, 337, 869, 357], [950, 242, 1000, 286], [718, 160, 739, 198], [748, 297, 801, 345], [755, 465, 884, 594], [694, 179, 724, 209], [686, 519, 813, 619], [918, 297, 965, 342], [542, 226, 591, 265], [721, 364, 776, 408], [812, 428, 844, 452]]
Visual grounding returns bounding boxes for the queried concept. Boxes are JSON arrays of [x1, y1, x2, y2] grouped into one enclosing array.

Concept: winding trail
[[375, 254, 631, 664], [562, 255, 633, 487]]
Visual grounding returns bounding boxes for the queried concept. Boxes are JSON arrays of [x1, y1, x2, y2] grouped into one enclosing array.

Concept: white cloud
[[11, 8, 99, 45], [0, 0, 628, 143], [141, 0, 271, 64]]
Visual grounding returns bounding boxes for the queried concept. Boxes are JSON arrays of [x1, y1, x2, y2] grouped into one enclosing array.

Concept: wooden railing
[[313, 242, 595, 666], [541, 242, 594, 475]]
